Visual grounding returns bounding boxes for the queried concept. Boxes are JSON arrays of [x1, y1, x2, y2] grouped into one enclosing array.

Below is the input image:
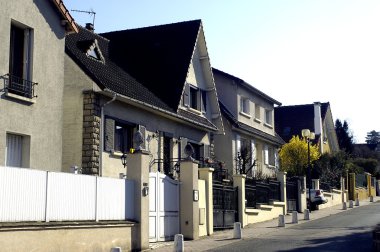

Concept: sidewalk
[[149, 196, 380, 251]]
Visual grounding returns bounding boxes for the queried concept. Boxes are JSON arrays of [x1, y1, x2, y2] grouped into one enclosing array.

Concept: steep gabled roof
[[101, 20, 202, 111], [65, 24, 218, 131], [220, 102, 285, 145], [274, 102, 330, 143], [212, 68, 282, 106]]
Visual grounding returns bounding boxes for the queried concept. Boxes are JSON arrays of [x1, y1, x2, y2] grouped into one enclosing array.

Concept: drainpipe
[[99, 92, 117, 177]]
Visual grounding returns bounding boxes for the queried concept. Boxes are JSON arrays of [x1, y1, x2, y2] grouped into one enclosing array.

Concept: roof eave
[[52, 0, 79, 34]]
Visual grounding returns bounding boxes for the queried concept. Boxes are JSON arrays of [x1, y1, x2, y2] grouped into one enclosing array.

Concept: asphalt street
[[207, 202, 380, 252]]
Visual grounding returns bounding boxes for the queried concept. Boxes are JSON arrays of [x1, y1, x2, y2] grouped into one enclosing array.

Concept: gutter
[[99, 92, 117, 177], [99, 88, 219, 132]]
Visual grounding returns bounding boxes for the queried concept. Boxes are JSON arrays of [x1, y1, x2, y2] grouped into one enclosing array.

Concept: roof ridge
[[276, 102, 330, 108], [76, 24, 110, 42], [100, 19, 202, 35]]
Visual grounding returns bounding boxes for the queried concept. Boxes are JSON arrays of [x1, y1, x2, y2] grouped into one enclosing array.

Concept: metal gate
[[286, 177, 299, 213], [212, 168, 238, 229], [149, 172, 180, 242]]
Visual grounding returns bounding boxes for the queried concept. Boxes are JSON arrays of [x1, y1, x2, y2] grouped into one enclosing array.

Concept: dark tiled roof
[[65, 24, 217, 131], [274, 103, 330, 143], [101, 20, 202, 111], [177, 109, 217, 130], [212, 68, 281, 105], [219, 102, 285, 145]]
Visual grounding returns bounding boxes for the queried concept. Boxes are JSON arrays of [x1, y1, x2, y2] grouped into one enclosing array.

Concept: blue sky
[[64, 0, 380, 143]]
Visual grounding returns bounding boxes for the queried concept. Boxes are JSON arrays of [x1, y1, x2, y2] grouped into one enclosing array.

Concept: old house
[[212, 68, 284, 178], [0, 0, 77, 170], [275, 102, 340, 154], [63, 20, 223, 177]]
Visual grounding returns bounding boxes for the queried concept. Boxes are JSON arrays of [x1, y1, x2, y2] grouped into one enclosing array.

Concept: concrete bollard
[[174, 234, 184, 252], [233, 222, 242, 239], [370, 196, 374, 202], [111, 248, 122, 252], [349, 200, 353, 208], [342, 202, 347, 210], [278, 214, 285, 227], [304, 209, 310, 220], [355, 198, 360, 206], [292, 211, 298, 224]]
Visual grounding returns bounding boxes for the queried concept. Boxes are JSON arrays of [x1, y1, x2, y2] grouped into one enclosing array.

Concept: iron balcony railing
[[3, 74, 37, 99]]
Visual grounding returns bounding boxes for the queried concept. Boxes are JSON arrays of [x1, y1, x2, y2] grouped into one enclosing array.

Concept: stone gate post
[[199, 167, 214, 236]]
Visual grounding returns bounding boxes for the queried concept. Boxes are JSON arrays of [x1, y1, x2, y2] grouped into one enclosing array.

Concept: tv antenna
[[71, 9, 96, 27]]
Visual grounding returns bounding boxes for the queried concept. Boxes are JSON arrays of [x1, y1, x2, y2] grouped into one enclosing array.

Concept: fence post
[[276, 171, 287, 214], [127, 150, 150, 251], [340, 177, 346, 203], [233, 174, 247, 228], [366, 173, 372, 197], [298, 176, 307, 213], [180, 160, 199, 240], [349, 173, 356, 201], [199, 167, 214, 236]]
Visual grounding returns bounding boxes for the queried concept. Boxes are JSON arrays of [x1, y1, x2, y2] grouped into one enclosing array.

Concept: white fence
[[0, 166, 134, 222]]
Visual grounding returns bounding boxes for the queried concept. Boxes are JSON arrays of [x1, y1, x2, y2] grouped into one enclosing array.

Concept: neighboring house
[[275, 102, 339, 154], [0, 0, 77, 170], [63, 20, 223, 177], [212, 68, 284, 178]]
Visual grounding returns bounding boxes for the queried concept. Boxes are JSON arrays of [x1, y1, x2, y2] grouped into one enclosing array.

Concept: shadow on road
[[278, 230, 372, 252]]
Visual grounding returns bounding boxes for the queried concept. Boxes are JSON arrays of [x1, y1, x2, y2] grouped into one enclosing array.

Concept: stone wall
[[82, 91, 101, 175]]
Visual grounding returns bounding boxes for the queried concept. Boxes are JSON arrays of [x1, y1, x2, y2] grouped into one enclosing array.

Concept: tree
[[335, 119, 354, 153], [279, 136, 320, 176], [365, 130, 380, 145], [313, 151, 347, 189]]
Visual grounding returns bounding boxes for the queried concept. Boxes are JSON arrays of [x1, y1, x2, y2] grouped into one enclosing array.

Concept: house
[[63, 20, 223, 177], [212, 68, 284, 178], [0, 0, 77, 170], [274, 102, 339, 154]]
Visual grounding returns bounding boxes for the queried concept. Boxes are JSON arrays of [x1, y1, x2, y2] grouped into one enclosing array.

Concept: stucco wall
[[198, 179, 207, 237], [213, 116, 234, 170], [0, 0, 66, 170], [62, 55, 95, 172], [0, 224, 136, 252]]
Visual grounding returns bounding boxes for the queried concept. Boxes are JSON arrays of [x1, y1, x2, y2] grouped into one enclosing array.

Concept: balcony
[[3, 74, 37, 101]]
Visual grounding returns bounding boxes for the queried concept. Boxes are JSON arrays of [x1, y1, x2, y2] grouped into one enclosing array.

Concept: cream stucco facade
[[213, 69, 283, 178], [0, 0, 73, 171]]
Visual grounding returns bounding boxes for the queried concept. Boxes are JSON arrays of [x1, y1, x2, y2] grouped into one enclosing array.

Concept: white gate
[[149, 172, 180, 242]]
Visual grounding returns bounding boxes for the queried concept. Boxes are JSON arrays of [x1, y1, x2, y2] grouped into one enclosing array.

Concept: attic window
[[86, 39, 104, 62]]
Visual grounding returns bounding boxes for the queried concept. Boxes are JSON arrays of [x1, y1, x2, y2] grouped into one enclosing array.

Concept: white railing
[[0, 166, 134, 222]]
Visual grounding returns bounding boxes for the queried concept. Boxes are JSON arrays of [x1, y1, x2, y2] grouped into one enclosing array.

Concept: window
[[264, 145, 275, 166], [265, 109, 273, 125], [5, 133, 30, 168], [8, 22, 35, 98], [255, 105, 261, 121], [190, 86, 198, 110], [105, 118, 134, 153], [240, 97, 250, 114]]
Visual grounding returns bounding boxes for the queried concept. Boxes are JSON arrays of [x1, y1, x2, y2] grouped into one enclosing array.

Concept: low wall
[[0, 222, 136, 252], [245, 202, 285, 225], [317, 189, 343, 210], [356, 187, 369, 201]]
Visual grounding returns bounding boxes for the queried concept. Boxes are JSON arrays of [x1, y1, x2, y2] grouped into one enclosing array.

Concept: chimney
[[314, 102, 323, 152], [85, 23, 94, 32]]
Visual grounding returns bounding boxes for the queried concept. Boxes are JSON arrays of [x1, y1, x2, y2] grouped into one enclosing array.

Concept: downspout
[[99, 92, 117, 177]]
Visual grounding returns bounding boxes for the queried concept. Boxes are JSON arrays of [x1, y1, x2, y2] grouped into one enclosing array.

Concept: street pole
[[307, 139, 311, 211]]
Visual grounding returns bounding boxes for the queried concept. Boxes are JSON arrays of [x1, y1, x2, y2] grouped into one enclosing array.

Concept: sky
[[63, 0, 380, 143]]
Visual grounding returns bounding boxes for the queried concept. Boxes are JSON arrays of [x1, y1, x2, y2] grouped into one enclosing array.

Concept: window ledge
[[5, 92, 36, 104], [239, 111, 252, 119], [264, 123, 273, 129], [110, 151, 123, 158], [188, 107, 203, 115], [254, 118, 262, 123]]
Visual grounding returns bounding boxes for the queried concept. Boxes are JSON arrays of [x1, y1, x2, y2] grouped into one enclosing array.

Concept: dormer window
[[86, 39, 104, 62]]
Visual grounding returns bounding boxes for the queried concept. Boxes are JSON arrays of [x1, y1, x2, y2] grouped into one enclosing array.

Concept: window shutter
[[180, 137, 188, 160], [236, 135, 241, 154], [274, 149, 279, 170], [200, 90, 207, 112], [183, 83, 190, 107], [251, 140, 256, 165], [138, 125, 146, 150], [264, 145, 269, 165], [104, 118, 115, 152], [200, 144, 210, 160]]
